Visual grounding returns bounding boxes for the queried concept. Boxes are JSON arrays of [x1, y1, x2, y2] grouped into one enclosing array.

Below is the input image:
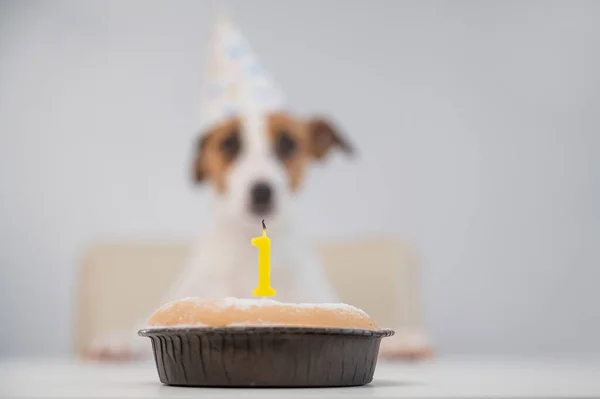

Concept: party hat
[[200, 14, 287, 130]]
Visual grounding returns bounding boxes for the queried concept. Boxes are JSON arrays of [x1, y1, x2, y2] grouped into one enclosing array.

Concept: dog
[[85, 111, 432, 361]]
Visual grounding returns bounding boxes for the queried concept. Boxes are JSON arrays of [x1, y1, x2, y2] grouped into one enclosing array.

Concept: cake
[[146, 297, 379, 330], [139, 297, 394, 387]]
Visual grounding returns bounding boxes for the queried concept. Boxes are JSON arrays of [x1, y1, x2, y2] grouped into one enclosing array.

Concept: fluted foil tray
[[138, 326, 394, 387]]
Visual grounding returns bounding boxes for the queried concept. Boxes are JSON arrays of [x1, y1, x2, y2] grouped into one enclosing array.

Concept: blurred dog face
[[193, 112, 352, 226]]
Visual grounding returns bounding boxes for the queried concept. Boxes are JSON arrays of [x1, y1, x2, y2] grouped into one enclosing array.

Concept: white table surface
[[1, 356, 599, 398]]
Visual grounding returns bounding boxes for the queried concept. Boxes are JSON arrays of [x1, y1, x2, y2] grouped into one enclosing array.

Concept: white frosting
[[156, 297, 365, 312], [147, 297, 368, 329]]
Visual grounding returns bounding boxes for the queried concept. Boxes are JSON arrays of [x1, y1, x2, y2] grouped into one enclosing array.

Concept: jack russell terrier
[[85, 111, 432, 361], [85, 15, 431, 361]]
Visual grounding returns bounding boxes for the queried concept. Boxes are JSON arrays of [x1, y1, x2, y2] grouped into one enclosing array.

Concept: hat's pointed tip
[[213, 9, 233, 27]]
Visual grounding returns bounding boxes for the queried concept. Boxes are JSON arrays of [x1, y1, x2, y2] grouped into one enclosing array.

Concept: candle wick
[[262, 219, 266, 230]]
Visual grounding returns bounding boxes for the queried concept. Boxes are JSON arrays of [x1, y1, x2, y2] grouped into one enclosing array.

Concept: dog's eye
[[220, 132, 241, 159], [275, 131, 297, 160]]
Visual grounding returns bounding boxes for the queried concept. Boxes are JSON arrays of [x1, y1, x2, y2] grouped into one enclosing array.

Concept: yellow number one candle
[[252, 220, 276, 297]]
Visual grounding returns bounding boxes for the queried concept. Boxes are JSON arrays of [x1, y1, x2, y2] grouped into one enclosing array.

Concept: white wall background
[[1, 0, 599, 357]]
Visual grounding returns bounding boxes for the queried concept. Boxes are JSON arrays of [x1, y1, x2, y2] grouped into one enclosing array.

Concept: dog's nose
[[250, 182, 273, 214]]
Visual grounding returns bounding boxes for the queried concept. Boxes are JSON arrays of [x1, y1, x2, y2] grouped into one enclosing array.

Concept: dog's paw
[[83, 330, 147, 362], [379, 327, 433, 361]]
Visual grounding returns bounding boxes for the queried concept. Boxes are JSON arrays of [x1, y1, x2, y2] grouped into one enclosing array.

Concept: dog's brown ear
[[307, 118, 353, 160], [192, 133, 211, 183]]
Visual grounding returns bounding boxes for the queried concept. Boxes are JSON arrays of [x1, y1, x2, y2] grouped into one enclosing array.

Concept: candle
[[252, 220, 276, 297]]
